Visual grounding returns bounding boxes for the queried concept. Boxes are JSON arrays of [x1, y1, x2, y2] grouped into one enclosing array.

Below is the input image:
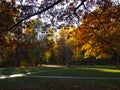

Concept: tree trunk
[[0, 45, 3, 67], [67, 58, 71, 67], [66, 46, 71, 67], [114, 51, 120, 69], [16, 44, 19, 67], [26, 45, 29, 65]]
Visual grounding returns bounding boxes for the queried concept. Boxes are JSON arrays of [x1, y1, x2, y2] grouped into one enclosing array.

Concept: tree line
[[0, 0, 120, 68]]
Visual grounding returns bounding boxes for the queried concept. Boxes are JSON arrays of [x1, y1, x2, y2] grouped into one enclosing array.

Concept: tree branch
[[74, 0, 87, 14], [73, 0, 87, 23], [0, 0, 62, 34], [83, 4, 106, 31]]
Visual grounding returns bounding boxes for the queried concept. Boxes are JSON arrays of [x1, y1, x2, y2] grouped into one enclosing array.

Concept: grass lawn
[[0, 67, 51, 75], [0, 65, 120, 90], [28, 65, 120, 77], [0, 77, 120, 90], [0, 65, 120, 77]]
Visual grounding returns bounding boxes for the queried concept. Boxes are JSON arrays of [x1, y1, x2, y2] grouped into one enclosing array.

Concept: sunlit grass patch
[[28, 65, 120, 77], [0, 65, 120, 77], [81, 68, 120, 73]]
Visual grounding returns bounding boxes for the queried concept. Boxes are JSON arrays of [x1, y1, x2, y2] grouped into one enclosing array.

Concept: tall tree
[[22, 18, 55, 66], [55, 26, 76, 66], [0, 0, 20, 67], [75, 1, 120, 68]]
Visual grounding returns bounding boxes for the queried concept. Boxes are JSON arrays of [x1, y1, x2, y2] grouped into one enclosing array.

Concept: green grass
[[0, 65, 120, 90], [0, 65, 120, 77], [31, 68, 120, 77], [0, 67, 51, 75], [0, 77, 120, 90], [29, 65, 120, 77]]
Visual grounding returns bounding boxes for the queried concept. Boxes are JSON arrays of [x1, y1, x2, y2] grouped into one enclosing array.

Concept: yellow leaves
[[58, 26, 76, 49], [96, 53, 111, 59], [5, 36, 10, 44], [23, 19, 38, 34], [58, 27, 69, 39], [69, 26, 75, 32], [23, 28, 33, 34], [45, 51, 51, 60], [82, 42, 97, 58], [82, 43, 91, 50]]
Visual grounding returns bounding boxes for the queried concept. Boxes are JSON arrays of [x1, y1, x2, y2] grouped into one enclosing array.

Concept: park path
[[0, 71, 120, 80], [0, 65, 120, 80], [26, 75, 120, 80]]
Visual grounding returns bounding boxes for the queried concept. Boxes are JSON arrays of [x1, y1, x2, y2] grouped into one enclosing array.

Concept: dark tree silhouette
[[1, 0, 117, 34]]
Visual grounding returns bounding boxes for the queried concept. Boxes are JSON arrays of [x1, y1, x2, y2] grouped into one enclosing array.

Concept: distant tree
[[55, 26, 76, 67], [22, 18, 55, 66]]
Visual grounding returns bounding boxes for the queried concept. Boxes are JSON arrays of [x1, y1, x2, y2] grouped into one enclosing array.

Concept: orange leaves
[[74, 2, 120, 59], [23, 28, 33, 34]]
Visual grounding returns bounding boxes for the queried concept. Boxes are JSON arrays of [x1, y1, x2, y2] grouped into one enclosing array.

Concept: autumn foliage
[[75, 1, 120, 67], [0, 0, 120, 68]]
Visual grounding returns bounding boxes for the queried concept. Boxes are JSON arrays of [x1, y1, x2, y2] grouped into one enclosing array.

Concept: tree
[[22, 18, 55, 66], [75, 1, 120, 68], [0, 0, 118, 35], [0, 0, 119, 67], [0, 0, 20, 67], [55, 26, 76, 67], [0, 0, 19, 31]]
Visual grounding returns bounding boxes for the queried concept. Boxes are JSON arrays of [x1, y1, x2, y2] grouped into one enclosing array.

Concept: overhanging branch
[[0, 0, 62, 35], [74, 0, 87, 14], [83, 4, 106, 31]]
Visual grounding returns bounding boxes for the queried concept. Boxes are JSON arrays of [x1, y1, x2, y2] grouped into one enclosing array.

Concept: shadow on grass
[[0, 77, 120, 90], [0, 65, 120, 90]]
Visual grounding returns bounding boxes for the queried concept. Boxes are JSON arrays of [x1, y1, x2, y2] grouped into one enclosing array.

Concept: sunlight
[[9, 74, 27, 78], [99, 69, 120, 73], [83, 68, 120, 73], [0, 74, 27, 79], [27, 72, 31, 75], [0, 75, 8, 79], [42, 65, 63, 68]]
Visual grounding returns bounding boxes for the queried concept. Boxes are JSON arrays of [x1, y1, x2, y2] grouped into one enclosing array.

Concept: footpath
[[0, 65, 120, 80], [0, 72, 120, 80]]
